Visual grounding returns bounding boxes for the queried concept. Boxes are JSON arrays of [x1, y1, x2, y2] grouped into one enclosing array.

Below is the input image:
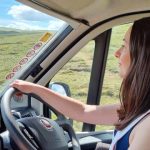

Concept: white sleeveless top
[[109, 109, 150, 150]]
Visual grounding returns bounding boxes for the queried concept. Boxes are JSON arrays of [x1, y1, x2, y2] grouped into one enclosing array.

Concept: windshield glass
[[0, 0, 67, 92]]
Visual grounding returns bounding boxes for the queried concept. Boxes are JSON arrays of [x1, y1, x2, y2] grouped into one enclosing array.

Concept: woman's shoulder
[[129, 114, 150, 149], [130, 111, 150, 134], [135, 113, 150, 129]]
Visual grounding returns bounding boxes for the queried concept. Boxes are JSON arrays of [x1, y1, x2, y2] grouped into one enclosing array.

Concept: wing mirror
[[48, 82, 73, 125], [49, 82, 71, 97]]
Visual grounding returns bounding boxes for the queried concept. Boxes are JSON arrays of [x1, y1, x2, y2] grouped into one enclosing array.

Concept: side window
[[96, 24, 131, 131], [50, 41, 95, 131]]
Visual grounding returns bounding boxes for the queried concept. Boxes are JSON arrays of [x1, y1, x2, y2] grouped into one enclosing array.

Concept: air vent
[[22, 113, 32, 118]]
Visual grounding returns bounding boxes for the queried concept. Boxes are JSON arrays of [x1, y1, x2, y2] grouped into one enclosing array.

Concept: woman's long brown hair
[[116, 17, 150, 130]]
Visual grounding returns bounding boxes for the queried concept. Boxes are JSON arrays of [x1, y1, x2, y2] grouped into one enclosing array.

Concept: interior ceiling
[[19, 0, 150, 25]]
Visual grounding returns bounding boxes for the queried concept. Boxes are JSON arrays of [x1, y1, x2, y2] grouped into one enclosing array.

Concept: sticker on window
[[33, 42, 43, 50], [6, 73, 15, 80], [26, 50, 36, 57], [19, 58, 28, 65], [40, 32, 52, 42], [5, 32, 52, 80], [12, 65, 22, 72]]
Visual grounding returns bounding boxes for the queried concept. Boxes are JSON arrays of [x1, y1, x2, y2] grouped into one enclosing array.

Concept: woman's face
[[115, 27, 131, 78]]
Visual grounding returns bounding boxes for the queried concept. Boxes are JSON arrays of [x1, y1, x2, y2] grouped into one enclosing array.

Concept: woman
[[11, 17, 150, 150]]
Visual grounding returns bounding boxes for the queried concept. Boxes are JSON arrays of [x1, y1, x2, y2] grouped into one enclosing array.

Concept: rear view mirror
[[49, 82, 71, 97]]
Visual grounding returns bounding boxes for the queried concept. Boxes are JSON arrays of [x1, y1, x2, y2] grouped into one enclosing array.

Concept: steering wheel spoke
[[17, 121, 40, 149]]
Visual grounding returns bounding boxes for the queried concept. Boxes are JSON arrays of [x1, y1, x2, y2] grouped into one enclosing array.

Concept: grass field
[[0, 24, 130, 131]]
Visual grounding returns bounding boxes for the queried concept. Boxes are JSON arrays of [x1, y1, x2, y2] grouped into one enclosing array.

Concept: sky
[[0, 0, 66, 30]]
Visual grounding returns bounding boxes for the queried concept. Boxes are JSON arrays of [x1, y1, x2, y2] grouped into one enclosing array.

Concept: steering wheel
[[1, 87, 81, 150]]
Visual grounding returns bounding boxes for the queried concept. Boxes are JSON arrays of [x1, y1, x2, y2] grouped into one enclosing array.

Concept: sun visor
[[17, 0, 150, 27]]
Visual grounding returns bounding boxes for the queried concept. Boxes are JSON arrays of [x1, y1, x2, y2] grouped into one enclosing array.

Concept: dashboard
[[10, 94, 29, 109], [0, 93, 32, 133]]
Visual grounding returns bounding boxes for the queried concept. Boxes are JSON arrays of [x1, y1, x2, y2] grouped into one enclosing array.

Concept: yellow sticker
[[40, 32, 52, 42]]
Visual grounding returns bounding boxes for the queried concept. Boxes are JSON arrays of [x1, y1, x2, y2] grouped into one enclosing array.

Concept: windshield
[[0, 0, 67, 92]]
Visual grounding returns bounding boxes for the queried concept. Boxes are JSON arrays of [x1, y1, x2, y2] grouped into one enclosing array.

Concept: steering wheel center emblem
[[40, 119, 53, 130]]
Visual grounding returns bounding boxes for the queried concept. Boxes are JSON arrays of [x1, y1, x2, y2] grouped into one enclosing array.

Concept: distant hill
[[0, 27, 20, 35], [0, 27, 56, 35], [0, 30, 20, 35]]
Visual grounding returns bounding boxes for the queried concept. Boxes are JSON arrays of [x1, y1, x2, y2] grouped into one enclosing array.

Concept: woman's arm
[[11, 80, 119, 125]]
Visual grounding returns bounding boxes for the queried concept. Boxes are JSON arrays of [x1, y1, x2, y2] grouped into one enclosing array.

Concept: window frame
[[82, 29, 112, 131], [43, 29, 112, 132]]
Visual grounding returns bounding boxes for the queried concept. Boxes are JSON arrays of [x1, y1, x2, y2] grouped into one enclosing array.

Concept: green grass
[[0, 24, 131, 131]]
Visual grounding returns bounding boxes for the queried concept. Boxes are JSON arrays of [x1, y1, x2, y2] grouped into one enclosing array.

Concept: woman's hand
[[10, 80, 37, 93]]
